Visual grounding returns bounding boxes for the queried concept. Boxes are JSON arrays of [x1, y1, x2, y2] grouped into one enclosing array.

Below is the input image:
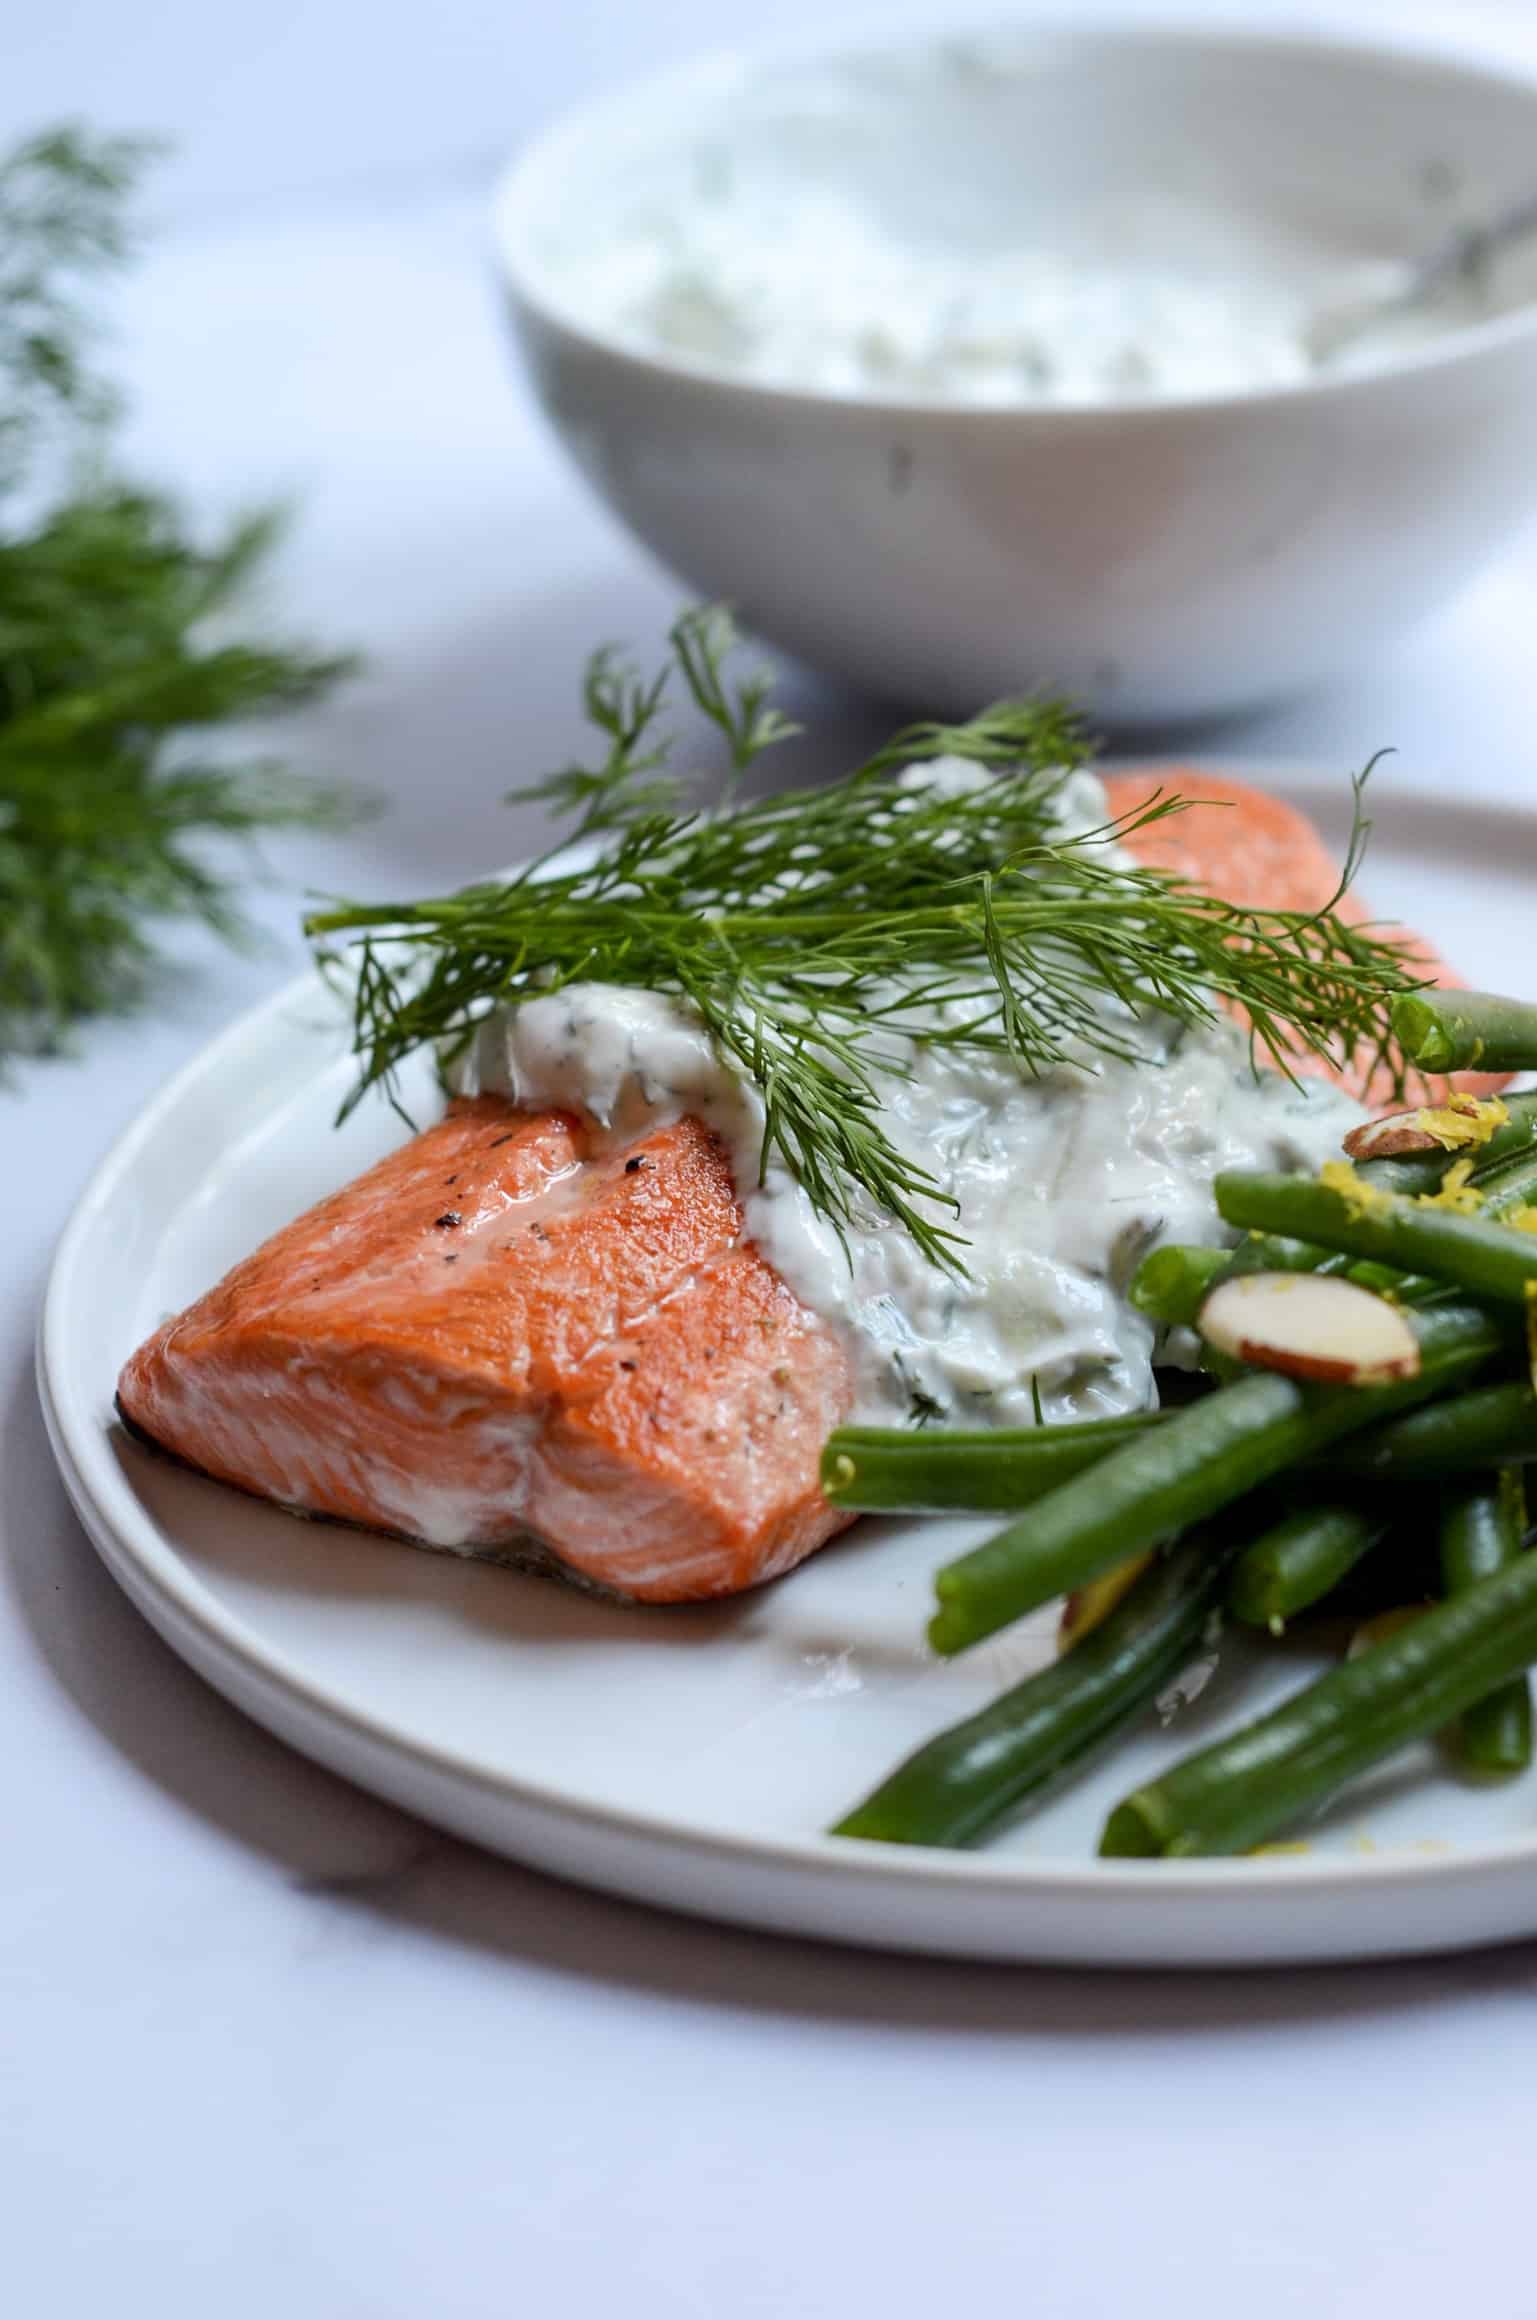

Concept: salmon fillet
[[1104, 769, 1508, 1109], [117, 1099, 855, 1603]]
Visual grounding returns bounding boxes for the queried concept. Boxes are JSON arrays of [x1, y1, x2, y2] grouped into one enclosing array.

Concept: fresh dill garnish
[[0, 125, 356, 1060], [308, 610, 1420, 1269]]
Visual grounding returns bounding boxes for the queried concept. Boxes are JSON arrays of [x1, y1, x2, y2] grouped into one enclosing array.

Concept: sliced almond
[[1343, 1093, 1510, 1162], [1197, 1271, 1421, 1387], [1342, 1113, 1442, 1161]]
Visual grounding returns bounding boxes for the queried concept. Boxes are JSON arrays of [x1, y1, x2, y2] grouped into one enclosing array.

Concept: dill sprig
[[308, 611, 1420, 1269], [0, 125, 356, 1060]]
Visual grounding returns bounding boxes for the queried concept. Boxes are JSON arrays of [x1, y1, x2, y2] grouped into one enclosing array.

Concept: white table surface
[[12, 9, 1537, 2313]]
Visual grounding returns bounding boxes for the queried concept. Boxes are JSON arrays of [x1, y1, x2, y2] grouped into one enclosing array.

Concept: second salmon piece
[[1105, 769, 1509, 1107]]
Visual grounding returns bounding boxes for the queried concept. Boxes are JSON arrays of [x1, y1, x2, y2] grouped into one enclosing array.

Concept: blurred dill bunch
[[0, 126, 358, 1060]]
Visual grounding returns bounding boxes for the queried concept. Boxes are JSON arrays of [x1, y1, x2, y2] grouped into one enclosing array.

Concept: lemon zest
[[1417, 1157, 1484, 1215], [1411, 1092, 1509, 1151], [1319, 1158, 1393, 1218]]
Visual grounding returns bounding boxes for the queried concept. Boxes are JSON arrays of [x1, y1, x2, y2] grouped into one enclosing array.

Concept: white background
[[9, 3, 1537, 2314]]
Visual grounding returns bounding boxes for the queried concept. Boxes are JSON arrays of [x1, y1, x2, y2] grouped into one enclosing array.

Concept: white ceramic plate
[[38, 773, 1537, 1966]]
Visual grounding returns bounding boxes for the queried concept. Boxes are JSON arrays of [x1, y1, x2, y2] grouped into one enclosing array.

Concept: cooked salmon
[[117, 1100, 856, 1602], [118, 768, 1486, 1603], [1104, 769, 1508, 1107]]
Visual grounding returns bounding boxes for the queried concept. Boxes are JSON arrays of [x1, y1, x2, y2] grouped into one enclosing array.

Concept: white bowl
[[493, 21, 1537, 725]]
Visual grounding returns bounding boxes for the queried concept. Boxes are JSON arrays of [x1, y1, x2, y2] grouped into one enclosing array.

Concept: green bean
[[1393, 988, 1537, 1076], [1132, 1235, 1334, 1323], [1128, 1245, 1231, 1328], [821, 1413, 1164, 1514], [1227, 1504, 1386, 1632], [1213, 1170, 1537, 1309], [1447, 1093, 1537, 1174], [1134, 1139, 1537, 1335], [833, 1533, 1239, 1848], [824, 1384, 1537, 1521], [1099, 1546, 1537, 1856], [1237, 1247, 1417, 1297], [1390, 1145, 1537, 1305], [1439, 1472, 1533, 1775], [1466, 1145, 1537, 1224], [1200, 1140, 1537, 1308], [1219, 1232, 1341, 1278], [928, 1301, 1505, 1657], [1318, 1381, 1537, 1482], [1354, 1153, 1456, 1198], [1350, 1259, 1423, 1298]]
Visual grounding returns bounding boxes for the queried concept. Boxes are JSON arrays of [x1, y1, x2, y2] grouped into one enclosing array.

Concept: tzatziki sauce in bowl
[[494, 20, 1537, 723]]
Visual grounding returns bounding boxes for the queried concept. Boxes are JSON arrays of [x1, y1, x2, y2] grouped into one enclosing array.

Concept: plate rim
[[36, 777, 1537, 1941]]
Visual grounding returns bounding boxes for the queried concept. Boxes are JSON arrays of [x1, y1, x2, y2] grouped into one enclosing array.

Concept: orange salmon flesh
[[1104, 770, 1509, 1108], [118, 1103, 856, 1602]]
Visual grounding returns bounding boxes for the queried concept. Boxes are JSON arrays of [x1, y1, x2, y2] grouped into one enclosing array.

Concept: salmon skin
[[117, 1099, 856, 1603], [119, 769, 1483, 1604], [1104, 770, 1509, 1109]]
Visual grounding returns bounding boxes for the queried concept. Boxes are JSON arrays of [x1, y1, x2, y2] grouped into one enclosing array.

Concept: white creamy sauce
[[554, 186, 1492, 407], [465, 767, 1365, 1427]]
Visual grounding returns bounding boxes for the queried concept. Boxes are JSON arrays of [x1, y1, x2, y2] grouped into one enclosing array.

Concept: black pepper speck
[[434, 1210, 462, 1229]]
